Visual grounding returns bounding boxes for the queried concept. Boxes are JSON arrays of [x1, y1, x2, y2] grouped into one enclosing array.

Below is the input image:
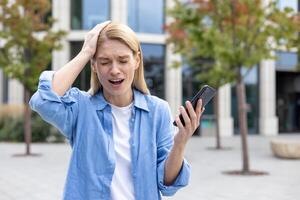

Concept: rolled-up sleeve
[[29, 71, 79, 144], [156, 101, 191, 196]]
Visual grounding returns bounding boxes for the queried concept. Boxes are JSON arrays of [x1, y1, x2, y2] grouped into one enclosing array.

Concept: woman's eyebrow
[[119, 55, 130, 59], [97, 57, 110, 61]]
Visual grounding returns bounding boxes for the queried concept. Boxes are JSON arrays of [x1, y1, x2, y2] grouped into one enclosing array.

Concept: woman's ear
[[135, 52, 141, 70], [91, 59, 96, 72]]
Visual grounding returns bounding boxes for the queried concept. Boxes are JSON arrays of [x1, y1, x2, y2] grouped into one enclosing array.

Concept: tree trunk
[[213, 91, 221, 149], [236, 69, 250, 173], [23, 47, 33, 155], [24, 88, 32, 155]]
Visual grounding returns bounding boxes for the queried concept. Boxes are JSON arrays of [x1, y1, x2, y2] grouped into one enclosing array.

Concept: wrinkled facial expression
[[92, 39, 140, 101]]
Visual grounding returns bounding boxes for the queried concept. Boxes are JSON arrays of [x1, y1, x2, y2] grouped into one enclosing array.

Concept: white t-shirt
[[110, 103, 135, 200]]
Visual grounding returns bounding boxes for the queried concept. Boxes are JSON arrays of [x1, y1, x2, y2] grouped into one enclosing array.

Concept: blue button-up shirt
[[29, 71, 190, 200]]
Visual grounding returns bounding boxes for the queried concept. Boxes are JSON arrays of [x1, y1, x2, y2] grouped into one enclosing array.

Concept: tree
[[166, 0, 300, 174], [0, 0, 65, 155]]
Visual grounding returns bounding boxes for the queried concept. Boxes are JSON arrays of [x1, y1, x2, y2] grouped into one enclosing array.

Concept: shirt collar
[[90, 89, 149, 112], [133, 89, 149, 112]]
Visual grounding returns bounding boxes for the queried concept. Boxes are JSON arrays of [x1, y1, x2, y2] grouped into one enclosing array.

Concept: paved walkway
[[1, 134, 300, 200]]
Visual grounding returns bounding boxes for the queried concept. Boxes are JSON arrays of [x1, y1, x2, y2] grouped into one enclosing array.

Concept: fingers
[[86, 21, 111, 41], [85, 21, 111, 39], [196, 99, 204, 122], [90, 20, 111, 34], [176, 100, 204, 131], [185, 101, 197, 128], [82, 21, 111, 58], [175, 115, 184, 130], [180, 105, 191, 128], [195, 99, 202, 115], [175, 100, 205, 146]]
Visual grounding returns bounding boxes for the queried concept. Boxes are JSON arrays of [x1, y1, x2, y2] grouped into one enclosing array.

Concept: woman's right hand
[[81, 21, 111, 59], [52, 21, 111, 96]]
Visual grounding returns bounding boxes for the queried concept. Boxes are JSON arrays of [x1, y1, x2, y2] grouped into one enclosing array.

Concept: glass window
[[182, 64, 215, 136], [276, 71, 300, 132], [71, 0, 110, 30], [277, 0, 298, 12], [128, 0, 165, 34], [42, 0, 52, 24], [182, 64, 214, 114], [276, 51, 298, 71], [70, 42, 91, 91], [141, 44, 165, 99]]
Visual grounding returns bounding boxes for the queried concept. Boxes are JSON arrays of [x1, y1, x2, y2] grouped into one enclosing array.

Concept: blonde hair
[[88, 22, 150, 95]]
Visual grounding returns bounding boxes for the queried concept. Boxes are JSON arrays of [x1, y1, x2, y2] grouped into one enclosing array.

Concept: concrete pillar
[[52, 0, 70, 70], [111, 0, 127, 23], [8, 79, 23, 104], [0, 70, 3, 103], [165, 0, 182, 116], [0, 19, 2, 103], [259, 59, 278, 135], [165, 45, 182, 116], [0, 6, 2, 103], [218, 84, 234, 136]]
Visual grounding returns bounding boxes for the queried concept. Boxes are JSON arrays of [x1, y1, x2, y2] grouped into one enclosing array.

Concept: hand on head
[[81, 21, 111, 59]]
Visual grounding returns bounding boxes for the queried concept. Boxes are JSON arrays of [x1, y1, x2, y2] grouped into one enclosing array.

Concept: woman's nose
[[110, 62, 121, 75]]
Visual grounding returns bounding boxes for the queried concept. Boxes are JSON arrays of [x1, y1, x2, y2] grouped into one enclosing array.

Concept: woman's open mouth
[[109, 79, 124, 86]]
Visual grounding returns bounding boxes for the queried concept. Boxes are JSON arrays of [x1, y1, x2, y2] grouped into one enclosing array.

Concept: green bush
[[0, 112, 65, 143]]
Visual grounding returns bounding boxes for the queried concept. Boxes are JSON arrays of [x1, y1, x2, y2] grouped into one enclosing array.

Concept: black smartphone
[[173, 85, 216, 126]]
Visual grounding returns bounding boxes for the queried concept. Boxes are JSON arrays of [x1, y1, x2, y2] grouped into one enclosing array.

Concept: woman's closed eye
[[97, 58, 110, 65], [119, 60, 128, 64]]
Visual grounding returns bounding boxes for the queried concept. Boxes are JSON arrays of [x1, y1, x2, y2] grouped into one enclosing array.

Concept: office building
[[0, 0, 299, 136]]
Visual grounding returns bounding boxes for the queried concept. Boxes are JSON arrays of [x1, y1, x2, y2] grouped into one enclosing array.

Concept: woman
[[30, 21, 204, 200]]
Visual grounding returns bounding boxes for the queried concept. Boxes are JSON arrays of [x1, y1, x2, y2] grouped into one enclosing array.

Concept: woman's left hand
[[174, 99, 204, 148], [164, 99, 204, 185]]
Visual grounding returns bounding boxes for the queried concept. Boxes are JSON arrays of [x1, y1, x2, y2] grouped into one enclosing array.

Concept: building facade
[[0, 0, 299, 136]]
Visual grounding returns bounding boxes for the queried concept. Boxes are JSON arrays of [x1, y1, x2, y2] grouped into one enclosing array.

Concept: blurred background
[[1, 0, 300, 138], [0, 0, 300, 200]]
